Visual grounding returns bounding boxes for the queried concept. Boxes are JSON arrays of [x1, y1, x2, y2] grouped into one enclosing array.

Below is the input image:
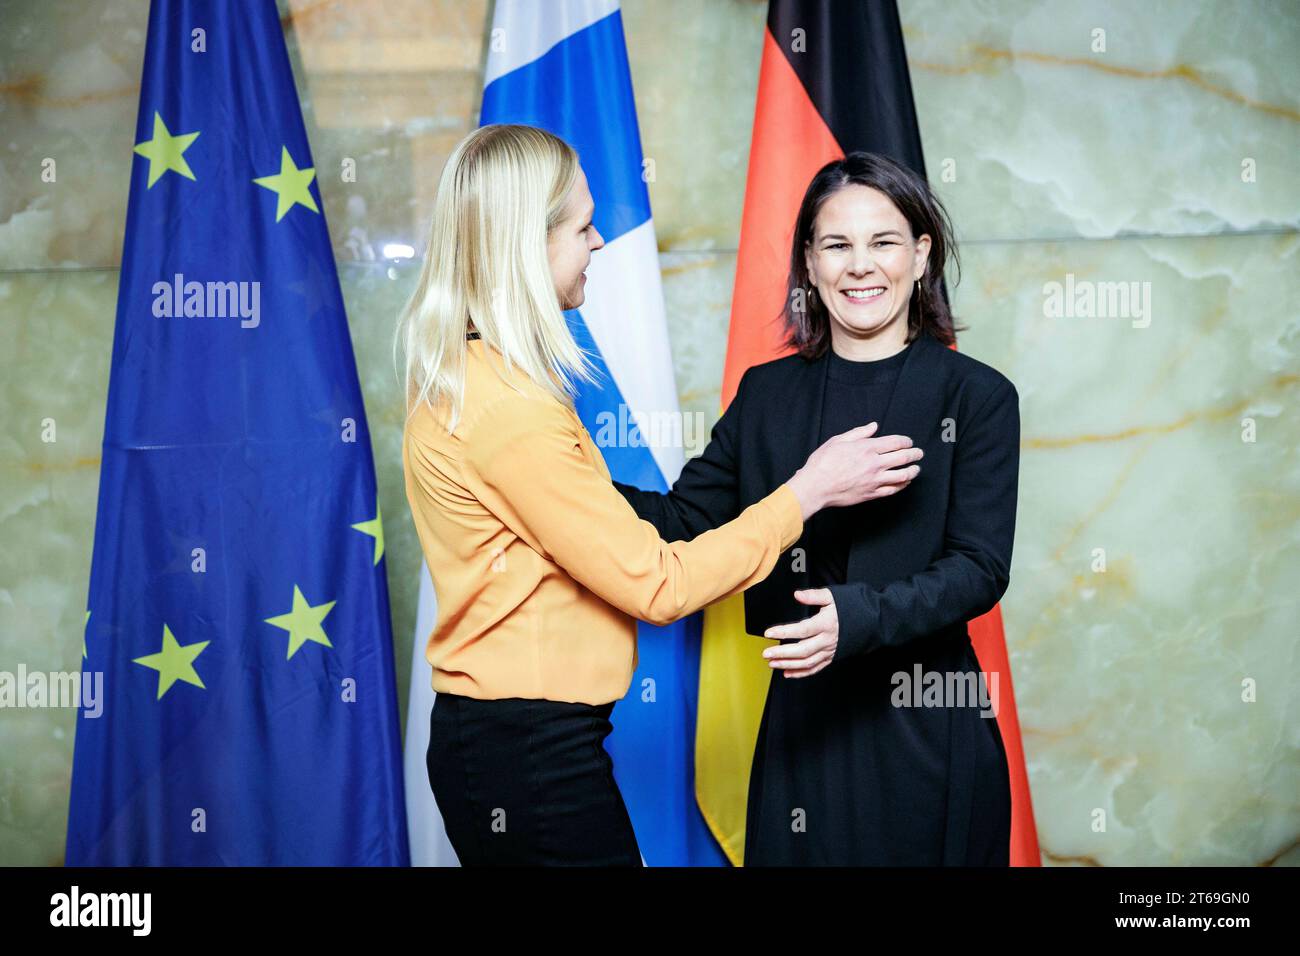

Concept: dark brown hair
[[782, 151, 963, 357]]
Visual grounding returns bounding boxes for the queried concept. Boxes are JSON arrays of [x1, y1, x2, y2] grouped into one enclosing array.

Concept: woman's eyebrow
[[819, 229, 904, 242]]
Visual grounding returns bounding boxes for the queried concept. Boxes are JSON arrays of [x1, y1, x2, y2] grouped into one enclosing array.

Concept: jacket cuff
[[826, 582, 874, 659]]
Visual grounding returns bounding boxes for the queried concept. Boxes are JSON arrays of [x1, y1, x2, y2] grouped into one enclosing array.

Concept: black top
[[807, 342, 912, 589], [614, 333, 1020, 864], [613, 330, 1018, 651]]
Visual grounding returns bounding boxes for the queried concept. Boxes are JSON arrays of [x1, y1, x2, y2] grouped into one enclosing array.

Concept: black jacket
[[614, 331, 1019, 660]]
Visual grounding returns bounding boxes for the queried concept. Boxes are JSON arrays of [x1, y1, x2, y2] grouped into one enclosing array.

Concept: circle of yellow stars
[[115, 111, 389, 698], [132, 111, 319, 223], [91, 500, 386, 699]]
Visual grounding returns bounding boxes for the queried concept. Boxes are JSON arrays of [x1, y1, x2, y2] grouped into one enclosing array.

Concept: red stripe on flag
[[969, 603, 1041, 866], [723, 29, 842, 408]]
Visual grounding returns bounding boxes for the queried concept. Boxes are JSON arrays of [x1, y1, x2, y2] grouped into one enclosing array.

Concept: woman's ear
[[914, 233, 933, 281], [804, 240, 816, 285]]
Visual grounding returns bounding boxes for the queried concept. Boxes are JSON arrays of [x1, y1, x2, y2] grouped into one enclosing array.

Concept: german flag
[[696, 0, 1041, 867]]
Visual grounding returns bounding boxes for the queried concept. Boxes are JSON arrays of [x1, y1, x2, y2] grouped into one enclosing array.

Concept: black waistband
[[436, 691, 613, 714]]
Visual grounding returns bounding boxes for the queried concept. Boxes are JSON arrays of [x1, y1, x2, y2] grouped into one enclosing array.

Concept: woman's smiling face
[[547, 165, 604, 311], [804, 184, 931, 353]]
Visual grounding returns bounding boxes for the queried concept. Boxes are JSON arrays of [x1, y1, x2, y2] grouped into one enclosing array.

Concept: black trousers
[[426, 692, 643, 866]]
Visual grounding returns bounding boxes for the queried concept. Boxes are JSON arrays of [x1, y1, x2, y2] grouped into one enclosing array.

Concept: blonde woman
[[396, 123, 924, 866]]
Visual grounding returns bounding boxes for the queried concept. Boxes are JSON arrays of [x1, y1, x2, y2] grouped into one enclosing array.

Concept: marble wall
[[1, 0, 1295, 866]]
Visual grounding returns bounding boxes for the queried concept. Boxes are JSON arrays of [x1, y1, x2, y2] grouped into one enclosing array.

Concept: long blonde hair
[[396, 123, 597, 430]]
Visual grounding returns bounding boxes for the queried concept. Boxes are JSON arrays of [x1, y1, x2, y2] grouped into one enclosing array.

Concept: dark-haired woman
[[616, 152, 1018, 865]]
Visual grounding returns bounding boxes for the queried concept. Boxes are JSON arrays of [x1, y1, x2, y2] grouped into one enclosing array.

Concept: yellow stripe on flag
[[694, 594, 776, 865]]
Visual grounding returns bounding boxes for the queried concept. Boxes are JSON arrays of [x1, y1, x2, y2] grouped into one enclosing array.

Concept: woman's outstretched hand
[[762, 588, 839, 678], [786, 421, 923, 521]]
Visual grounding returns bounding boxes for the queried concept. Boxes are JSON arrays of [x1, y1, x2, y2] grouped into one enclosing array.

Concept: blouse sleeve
[[613, 367, 750, 541], [462, 390, 803, 627]]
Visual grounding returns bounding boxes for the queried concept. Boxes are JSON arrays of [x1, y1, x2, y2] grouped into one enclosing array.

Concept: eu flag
[[65, 0, 410, 865]]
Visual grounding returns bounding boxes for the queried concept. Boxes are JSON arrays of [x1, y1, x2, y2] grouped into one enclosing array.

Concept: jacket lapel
[[844, 333, 953, 588], [775, 334, 946, 491], [763, 347, 832, 492], [873, 333, 949, 454]]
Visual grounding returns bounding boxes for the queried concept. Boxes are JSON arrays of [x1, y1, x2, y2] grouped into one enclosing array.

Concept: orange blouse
[[401, 338, 803, 705]]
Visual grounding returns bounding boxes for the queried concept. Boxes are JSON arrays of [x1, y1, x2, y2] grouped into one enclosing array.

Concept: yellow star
[[133, 623, 209, 700], [83, 609, 90, 659], [351, 499, 385, 566], [253, 146, 319, 222], [265, 585, 335, 660], [132, 112, 200, 188]]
